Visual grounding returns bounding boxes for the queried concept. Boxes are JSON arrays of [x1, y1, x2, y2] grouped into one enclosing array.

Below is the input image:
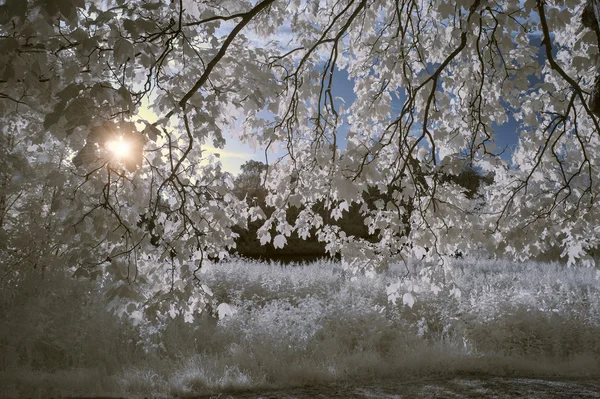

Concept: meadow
[[1, 257, 600, 398]]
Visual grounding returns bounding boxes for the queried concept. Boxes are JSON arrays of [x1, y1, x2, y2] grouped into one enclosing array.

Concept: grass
[[1, 257, 600, 398]]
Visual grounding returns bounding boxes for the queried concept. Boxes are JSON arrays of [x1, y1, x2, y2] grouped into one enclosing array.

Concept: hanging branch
[[582, 0, 600, 116]]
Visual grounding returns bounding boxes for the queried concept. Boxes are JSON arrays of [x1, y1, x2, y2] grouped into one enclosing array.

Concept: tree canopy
[[1, 0, 600, 312]]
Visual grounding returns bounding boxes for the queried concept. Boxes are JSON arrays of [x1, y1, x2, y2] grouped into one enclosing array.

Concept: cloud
[[203, 146, 254, 160], [202, 145, 257, 174]]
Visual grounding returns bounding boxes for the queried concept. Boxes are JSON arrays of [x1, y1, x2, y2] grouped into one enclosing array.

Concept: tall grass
[[1, 257, 599, 398]]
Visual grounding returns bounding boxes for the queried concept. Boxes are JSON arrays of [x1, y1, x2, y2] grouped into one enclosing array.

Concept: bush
[[2, 257, 600, 397]]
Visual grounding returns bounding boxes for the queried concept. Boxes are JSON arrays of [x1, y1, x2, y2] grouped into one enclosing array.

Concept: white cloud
[[202, 145, 257, 174]]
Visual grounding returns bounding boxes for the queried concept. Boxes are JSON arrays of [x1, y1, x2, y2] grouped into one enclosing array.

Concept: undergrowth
[[1, 258, 599, 398]]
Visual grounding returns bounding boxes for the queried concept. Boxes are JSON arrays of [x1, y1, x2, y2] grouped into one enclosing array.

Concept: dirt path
[[191, 377, 600, 398]]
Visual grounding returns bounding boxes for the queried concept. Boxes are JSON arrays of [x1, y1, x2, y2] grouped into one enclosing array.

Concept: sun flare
[[106, 137, 131, 160]]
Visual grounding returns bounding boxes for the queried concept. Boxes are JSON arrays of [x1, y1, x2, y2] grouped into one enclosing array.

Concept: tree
[[1, 0, 600, 316], [232, 160, 328, 261], [233, 160, 268, 203]]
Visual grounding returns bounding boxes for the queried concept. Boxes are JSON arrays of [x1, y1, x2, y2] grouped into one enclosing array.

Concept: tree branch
[[156, 0, 276, 124]]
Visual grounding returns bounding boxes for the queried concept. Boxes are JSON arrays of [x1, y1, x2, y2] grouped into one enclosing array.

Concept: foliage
[[2, 258, 599, 397], [231, 160, 491, 263], [2, 0, 600, 318]]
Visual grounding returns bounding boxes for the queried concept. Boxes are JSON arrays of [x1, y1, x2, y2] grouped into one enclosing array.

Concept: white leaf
[[273, 234, 287, 249], [201, 284, 213, 297], [339, 200, 349, 212], [386, 281, 401, 304], [331, 208, 343, 221], [259, 232, 271, 246], [216, 303, 237, 319], [402, 292, 415, 308], [413, 246, 428, 259]]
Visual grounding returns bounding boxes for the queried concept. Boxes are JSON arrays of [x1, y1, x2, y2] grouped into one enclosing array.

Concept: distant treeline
[[230, 160, 493, 263]]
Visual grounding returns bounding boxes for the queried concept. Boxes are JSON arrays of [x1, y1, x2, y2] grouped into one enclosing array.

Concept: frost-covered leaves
[[479, 0, 600, 265], [2, 0, 600, 327], [253, 0, 600, 267], [273, 234, 287, 249], [0, 115, 75, 281], [0, 0, 262, 307]]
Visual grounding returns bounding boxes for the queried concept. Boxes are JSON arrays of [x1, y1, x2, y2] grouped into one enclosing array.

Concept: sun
[[106, 136, 131, 160]]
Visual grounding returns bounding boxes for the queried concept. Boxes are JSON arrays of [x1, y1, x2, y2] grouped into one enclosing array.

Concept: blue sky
[[187, 3, 555, 174], [218, 31, 553, 174], [220, 67, 523, 174]]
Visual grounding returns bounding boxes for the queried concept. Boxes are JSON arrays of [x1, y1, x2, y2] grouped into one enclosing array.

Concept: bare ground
[[188, 377, 600, 399]]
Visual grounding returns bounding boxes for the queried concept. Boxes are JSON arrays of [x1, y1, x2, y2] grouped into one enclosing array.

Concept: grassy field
[[1, 257, 600, 398]]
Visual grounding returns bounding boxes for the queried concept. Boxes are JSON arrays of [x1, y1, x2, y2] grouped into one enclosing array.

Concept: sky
[[215, 31, 551, 174], [136, 98, 258, 175], [217, 67, 523, 174], [134, 63, 526, 175], [135, 5, 548, 176]]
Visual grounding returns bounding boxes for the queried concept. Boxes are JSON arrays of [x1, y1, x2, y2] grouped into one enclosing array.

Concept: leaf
[[143, 124, 161, 142], [2, 0, 27, 22], [82, 36, 99, 53], [116, 285, 141, 301], [123, 19, 140, 39], [331, 208, 343, 221], [63, 98, 93, 129], [0, 37, 18, 53], [46, 170, 66, 187], [57, 0, 76, 20], [135, 18, 157, 32], [141, 2, 163, 10], [216, 303, 237, 319], [126, 303, 137, 313], [288, 194, 302, 207], [402, 292, 415, 308], [114, 38, 134, 65], [87, 123, 116, 144], [72, 267, 89, 279], [72, 143, 96, 167], [117, 86, 133, 110], [437, 2, 454, 17], [259, 232, 271, 245], [386, 281, 401, 304], [557, 8, 572, 25], [43, 109, 63, 130], [95, 10, 116, 24], [57, 84, 84, 102], [339, 201, 349, 212], [333, 176, 362, 201], [273, 234, 287, 249], [2, 63, 14, 81], [201, 284, 213, 297]]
